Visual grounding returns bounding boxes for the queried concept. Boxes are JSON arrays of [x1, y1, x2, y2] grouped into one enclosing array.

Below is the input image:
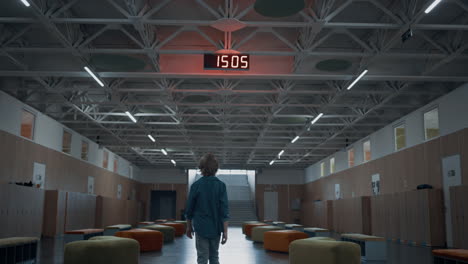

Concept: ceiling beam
[[0, 71, 467, 82]]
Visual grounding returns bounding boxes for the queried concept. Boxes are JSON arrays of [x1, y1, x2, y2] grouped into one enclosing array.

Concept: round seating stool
[[244, 223, 269, 237], [263, 230, 308, 253], [115, 229, 163, 252], [64, 236, 139, 264], [242, 221, 262, 234], [159, 223, 185, 237], [142, 225, 175, 243], [251, 226, 283, 243], [433, 249, 468, 263], [289, 238, 360, 264], [174, 221, 188, 230]]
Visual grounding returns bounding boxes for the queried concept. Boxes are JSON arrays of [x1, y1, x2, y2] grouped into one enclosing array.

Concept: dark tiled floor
[[38, 227, 435, 264]]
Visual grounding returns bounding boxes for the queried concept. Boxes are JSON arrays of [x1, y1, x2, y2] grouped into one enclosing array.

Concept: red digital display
[[204, 54, 250, 70]]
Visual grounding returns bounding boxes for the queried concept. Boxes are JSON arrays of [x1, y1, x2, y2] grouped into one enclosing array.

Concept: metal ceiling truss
[[0, 0, 466, 167]]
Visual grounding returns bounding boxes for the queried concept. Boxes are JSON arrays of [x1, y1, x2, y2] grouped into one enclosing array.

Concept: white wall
[[0, 90, 138, 179], [257, 169, 304, 185], [138, 168, 187, 184], [247, 170, 256, 207], [305, 83, 468, 183]]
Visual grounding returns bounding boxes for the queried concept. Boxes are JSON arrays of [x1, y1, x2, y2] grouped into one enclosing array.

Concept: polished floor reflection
[[39, 227, 435, 264]]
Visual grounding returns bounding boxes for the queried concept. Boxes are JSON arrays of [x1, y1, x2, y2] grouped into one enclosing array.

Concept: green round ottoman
[[64, 236, 139, 264], [289, 238, 360, 264], [142, 224, 175, 243], [251, 225, 283, 243]]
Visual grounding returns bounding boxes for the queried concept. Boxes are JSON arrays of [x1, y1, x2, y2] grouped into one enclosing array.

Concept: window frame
[[20, 109, 36, 140], [423, 106, 440, 141], [320, 162, 325, 177], [394, 122, 407, 151], [113, 158, 118, 173], [103, 150, 109, 169], [330, 157, 335, 174], [348, 148, 355, 168], [81, 140, 89, 161], [363, 139, 371, 163], [62, 129, 73, 154]]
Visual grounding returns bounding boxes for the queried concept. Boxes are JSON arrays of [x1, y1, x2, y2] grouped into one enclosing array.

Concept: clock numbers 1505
[[216, 55, 249, 69]]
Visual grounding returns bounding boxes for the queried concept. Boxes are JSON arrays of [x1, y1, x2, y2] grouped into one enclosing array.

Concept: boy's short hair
[[199, 153, 219, 176]]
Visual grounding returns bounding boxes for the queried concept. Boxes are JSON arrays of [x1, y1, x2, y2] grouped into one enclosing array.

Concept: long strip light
[[291, 136, 300, 143], [425, 0, 442, 13], [311, 113, 324, 124], [346, 69, 368, 90], [278, 150, 284, 158], [84, 66, 104, 87], [269, 160, 275, 165], [20, 0, 30, 7], [147, 134, 156, 142], [171, 159, 176, 166], [161, 149, 168, 156], [125, 111, 137, 123]]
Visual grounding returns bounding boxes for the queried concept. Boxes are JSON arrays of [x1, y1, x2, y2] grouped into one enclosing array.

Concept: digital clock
[[204, 54, 250, 70]]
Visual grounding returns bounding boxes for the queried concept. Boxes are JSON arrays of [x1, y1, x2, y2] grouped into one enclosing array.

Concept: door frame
[[150, 190, 177, 220]]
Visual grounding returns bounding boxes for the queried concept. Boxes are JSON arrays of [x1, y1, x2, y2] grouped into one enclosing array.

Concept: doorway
[[264, 191, 278, 221], [442, 155, 462, 247], [150, 191, 177, 220]]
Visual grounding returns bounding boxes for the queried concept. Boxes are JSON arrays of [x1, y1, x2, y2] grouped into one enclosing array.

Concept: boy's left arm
[[220, 184, 229, 244], [185, 185, 197, 239]]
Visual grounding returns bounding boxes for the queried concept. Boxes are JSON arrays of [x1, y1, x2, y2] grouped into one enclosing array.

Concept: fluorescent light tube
[[148, 134, 155, 142], [291, 136, 300, 143], [161, 149, 168, 155], [125, 111, 137, 123], [278, 150, 284, 157], [311, 113, 324, 124], [347, 69, 368, 90], [84, 66, 104, 87], [269, 160, 275, 165], [20, 0, 30, 7], [171, 159, 176, 166], [425, 0, 442, 13]]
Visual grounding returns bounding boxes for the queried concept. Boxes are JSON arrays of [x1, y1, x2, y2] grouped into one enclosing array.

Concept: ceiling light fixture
[[311, 113, 324, 124], [425, 0, 442, 13], [84, 66, 104, 87], [291, 136, 300, 143], [125, 111, 137, 123], [346, 69, 368, 90], [147, 134, 156, 142], [20, 0, 30, 7], [269, 160, 275, 165], [161, 149, 168, 155], [278, 150, 284, 158], [171, 159, 176, 166]]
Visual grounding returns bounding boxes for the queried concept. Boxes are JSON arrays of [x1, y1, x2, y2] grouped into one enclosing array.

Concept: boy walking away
[[185, 153, 229, 264]]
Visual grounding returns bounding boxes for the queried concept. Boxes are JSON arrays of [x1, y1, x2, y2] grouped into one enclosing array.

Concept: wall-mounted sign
[[32, 162, 46, 189], [88, 176, 95, 195], [372, 173, 380, 195], [204, 54, 250, 70], [335, 184, 341, 200], [117, 184, 122, 199]]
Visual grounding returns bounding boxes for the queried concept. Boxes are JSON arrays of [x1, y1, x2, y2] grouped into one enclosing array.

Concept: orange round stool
[[159, 223, 185, 237], [115, 229, 163, 252], [245, 223, 269, 237], [264, 230, 308, 253], [433, 249, 468, 262]]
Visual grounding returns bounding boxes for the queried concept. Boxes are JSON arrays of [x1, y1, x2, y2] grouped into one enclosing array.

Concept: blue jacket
[[185, 176, 229, 238]]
